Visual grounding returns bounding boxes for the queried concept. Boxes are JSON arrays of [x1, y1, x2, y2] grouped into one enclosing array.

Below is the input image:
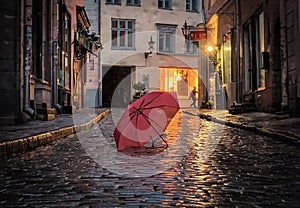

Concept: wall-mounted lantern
[[207, 45, 220, 66], [182, 20, 208, 41], [181, 20, 194, 40]]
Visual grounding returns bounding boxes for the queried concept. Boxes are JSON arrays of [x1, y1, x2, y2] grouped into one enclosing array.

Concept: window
[[106, 0, 121, 5], [243, 11, 265, 92], [60, 13, 71, 88], [157, 24, 176, 53], [185, 40, 198, 54], [89, 55, 94, 70], [111, 18, 135, 49], [32, 0, 43, 79], [186, 0, 199, 12], [222, 33, 232, 85], [158, 0, 172, 9], [207, 0, 211, 10], [256, 12, 265, 90], [126, 0, 140, 6]]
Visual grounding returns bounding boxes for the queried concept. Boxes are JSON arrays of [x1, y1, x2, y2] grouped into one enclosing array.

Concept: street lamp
[[144, 36, 155, 59], [207, 45, 214, 52], [181, 20, 194, 40], [207, 45, 220, 66]]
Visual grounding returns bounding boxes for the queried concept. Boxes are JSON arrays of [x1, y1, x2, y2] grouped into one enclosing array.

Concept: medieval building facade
[[204, 0, 300, 116], [85, 0, 206, 108], [0, 0, 100, 125]]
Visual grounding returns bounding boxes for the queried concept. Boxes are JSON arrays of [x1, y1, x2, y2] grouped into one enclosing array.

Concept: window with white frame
[[111, 18, 135, 49], [186, 0, 199, 12], [157, 24, 176, 53], [106, 0, 121, 5], [158, 0, 172, 9], [126, 0, 140, 6], [185, 40, 198, 54]]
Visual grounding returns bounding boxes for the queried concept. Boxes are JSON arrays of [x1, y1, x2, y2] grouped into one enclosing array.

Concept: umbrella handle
[[149, 134, 168, 149], [159, 134, 168, 148]]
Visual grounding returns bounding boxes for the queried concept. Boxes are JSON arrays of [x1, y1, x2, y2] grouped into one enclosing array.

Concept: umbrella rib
[[114, 92, 180, 150], [120, 109, 140, 134], [143, 92, 177, 108], [139, 112, 165, 137], [142, 105, 179, 110], [141, 93, 164, 108], [124, 110, 141, 144], [139, 112, 169, 147], [133, 92, 178, 111], [134, 112, 140, 146]]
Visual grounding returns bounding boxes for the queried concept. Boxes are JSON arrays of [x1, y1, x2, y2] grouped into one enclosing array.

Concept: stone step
[[228, 103, 256, 115], [36, 113, 56, 121], [36, 108, 56, 121], [36, 108, 56, 115]]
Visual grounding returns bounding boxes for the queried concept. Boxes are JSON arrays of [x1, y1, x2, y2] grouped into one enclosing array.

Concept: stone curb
[[199, 113, 300, 146], [0, 109, 110, 159]]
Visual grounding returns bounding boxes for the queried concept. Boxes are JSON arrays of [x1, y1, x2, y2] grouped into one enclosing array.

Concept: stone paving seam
[[198, 112, 300, 146], [0, 109, 110, 159]]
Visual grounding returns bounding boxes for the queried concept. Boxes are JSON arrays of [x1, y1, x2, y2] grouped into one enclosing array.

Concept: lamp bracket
[[144, 51, 152, 59]]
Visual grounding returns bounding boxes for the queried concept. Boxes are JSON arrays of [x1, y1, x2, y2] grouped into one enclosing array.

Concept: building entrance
[[158, 68, 198, 99], [102, 66, 131, 107]]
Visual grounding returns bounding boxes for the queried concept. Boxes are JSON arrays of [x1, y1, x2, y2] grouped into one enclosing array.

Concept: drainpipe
[[53, 2, 62, 113], [235, 0, 241, 103], [279, 0, 288, 110], [24, 0, 34, 117], [97, 0, 102, 107], [52, 41, 62, 112]]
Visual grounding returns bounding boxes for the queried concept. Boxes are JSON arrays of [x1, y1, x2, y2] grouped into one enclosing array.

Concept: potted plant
[[132, 82, 146, 99]]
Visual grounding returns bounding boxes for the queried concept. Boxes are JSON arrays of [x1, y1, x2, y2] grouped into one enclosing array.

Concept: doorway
[[102, 66, 131, 107]]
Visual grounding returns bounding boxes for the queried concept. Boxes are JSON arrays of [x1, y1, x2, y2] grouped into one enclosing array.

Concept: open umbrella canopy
[[113, 91, 180, 151]]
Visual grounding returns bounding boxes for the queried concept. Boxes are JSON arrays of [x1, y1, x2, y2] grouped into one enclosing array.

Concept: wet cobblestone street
[[0, 109, 299, 207]]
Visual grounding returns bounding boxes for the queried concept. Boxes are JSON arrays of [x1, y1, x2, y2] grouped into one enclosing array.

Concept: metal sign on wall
[[190, 31, 207, 41]]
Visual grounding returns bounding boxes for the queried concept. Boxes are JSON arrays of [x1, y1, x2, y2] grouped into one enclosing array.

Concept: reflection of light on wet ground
[[2, 108, 299, 207], [157, 119, 228, 207], [162, 110, 181, 146]]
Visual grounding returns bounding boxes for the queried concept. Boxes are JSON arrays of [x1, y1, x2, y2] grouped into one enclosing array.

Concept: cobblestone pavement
[[0, 109, 299, 207], [0, 109, 107, 142]]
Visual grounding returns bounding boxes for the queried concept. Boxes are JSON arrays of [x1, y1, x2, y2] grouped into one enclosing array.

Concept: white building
[[85, 0, 205, 107]]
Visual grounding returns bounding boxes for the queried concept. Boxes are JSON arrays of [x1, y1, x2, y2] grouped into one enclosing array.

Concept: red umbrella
[[113, 91, 180, 151]]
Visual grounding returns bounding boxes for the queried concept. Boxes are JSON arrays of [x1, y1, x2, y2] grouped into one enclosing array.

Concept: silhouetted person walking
[[189, 86, 198, 108]]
